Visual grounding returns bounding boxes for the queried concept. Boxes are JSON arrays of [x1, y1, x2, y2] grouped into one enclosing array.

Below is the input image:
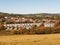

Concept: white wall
[[44, 23, 55, 27]]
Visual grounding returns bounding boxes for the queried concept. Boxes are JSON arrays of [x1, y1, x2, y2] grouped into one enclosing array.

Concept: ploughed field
[[0, 34, 60, 45]]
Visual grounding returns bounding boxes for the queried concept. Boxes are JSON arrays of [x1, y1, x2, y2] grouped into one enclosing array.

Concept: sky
[[0, 0, 60, 14]]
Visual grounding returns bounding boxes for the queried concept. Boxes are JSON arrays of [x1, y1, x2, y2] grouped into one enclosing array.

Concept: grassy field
[[0, 34, 60, 45]]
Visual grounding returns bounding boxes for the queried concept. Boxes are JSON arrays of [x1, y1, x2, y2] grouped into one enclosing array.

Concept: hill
[[0, 12, 60, 17], [0, 12, 60, 20]]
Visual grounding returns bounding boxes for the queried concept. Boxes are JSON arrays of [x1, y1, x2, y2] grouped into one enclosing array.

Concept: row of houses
[[4, 23, 42, 30], [4, 21, 57, 30], [4, 16, 41, 23]]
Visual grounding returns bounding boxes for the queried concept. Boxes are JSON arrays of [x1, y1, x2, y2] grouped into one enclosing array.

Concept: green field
[[0, 34, 60, 45]]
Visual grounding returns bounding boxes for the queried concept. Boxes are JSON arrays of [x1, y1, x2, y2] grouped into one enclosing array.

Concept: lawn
[[0, 34, 60, 45]]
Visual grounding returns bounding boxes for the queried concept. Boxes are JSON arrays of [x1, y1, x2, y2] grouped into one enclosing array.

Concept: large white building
[[4, 23, 42, 30]]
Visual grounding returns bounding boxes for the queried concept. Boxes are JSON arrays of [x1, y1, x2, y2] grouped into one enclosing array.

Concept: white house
[[44, 22, 55, 27]]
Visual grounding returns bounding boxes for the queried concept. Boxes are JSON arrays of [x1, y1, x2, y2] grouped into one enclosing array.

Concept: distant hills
[[0, 12, 60, 17]]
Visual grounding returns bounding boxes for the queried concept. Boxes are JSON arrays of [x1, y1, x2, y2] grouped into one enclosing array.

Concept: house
[[44, 22, 55, 27], [44, 20, 58, 27]]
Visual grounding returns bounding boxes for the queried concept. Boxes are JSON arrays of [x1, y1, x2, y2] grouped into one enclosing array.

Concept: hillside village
[[3, 16, 59, 30], [0, 12, 60, 34]]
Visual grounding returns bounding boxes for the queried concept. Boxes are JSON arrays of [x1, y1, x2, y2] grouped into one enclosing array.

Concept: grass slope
[[0, 34, 60, 45]]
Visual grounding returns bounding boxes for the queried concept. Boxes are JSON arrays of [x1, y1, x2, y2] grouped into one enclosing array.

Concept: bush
[[1, 25, 60, 35], [13, 30, 20, 34], [0, 30, 13, 35]]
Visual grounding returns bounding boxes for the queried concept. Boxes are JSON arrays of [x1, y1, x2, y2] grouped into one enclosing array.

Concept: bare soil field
[[0, 34, 60, 45]]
